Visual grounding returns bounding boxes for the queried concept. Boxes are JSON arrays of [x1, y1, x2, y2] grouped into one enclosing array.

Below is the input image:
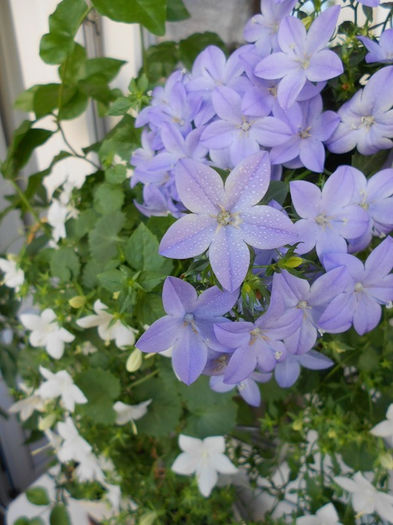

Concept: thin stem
[[56, 121, 100, 170], [129, 369, 158, 389], [8, 179, 41, 222]]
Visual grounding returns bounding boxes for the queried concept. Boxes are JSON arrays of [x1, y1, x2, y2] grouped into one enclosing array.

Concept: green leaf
[[88, 211, 125, 262], [136, 377, 182, 437], [14, 86, 40, 112], [84, 57, 126, 83], [146, 215, 176, 239], [0, 343, 18, 388], [262, 180, 289, 206], [91, 0, 167, 35], [108, 97, 133, 116], [13, 518, 30, 525], [39, 0, 88, 64], [67, 209, 98, 240], [50, 247, 80, 281], [105, 165, 127, 184], [166, 0, 190, 20], [82, 259, 119, 289], [352, 150, 389, 176], [340, 440, 378, 471], [97, 269, 126, 292], [139, 271, 165, 292], [49, 504, 70, 525], [144, 42, 179, 83], [179, 377, 237, 438], [99, 115, 140, 165], [58, 90, 89, 120], [58, 44, 87, 84], [1, 121, 53, 179], [33, 84, 76, 118], [26, 486, 50, 506], [125, 223, 173, 274], [94, 183, 124, 214], [135, 293, 165, 324], [179, 32, 226, 70], [76, 369, 120, 424], [358, 347, 379, 372], [30, 519, 46, 525]]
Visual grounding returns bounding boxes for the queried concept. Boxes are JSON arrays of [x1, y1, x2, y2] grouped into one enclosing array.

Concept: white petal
[[113, 322, 136, 348], [179, 434, 203, 453], [19, 313, 40, 330], [41, 309, 57, 323], [172, 452, 198, 475], [127, 399, 151, 421], [77, 314, 101, 329], [39, 381, 62, 399], [59, 328, 75, 343], [370, 420, 393, 438], [210, 453, 237, 475], [334, 475, 358, 493], [386, 403, 393, 420], [376, 493, 393, 522], [203, 436, 225, 454], [317, 503, 341, 523], [197, 466, 218, 497], [45, 334, 65, 359], [39, 366, 53, 380]]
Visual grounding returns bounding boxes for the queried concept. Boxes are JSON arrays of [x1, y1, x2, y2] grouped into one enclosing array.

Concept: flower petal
[[162, 277, 198, 317], [171, 328, 208, 384], [136, 316, 182, 353]]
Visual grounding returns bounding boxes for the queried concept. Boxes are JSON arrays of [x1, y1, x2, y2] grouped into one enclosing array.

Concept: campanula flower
[[358, 28, 393, 64]]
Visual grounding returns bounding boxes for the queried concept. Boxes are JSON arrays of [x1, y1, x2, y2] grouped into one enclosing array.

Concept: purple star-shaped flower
[[358, 29, 393, 64], [319, 236, 393, 335], [209, 372, 271, 407], [260, 95, 339, 172], [135, 277, 238, 385], [274, 350, 333, 388], [290, 166, 369, 256], [254, 6, 343, 108], [159, 152, 297, 291], [327, 66, 393, 155], [272, 267, 351, 354]]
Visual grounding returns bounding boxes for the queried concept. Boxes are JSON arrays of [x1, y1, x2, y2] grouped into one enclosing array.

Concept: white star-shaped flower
[[20, 308, 74, 359], [77, 300, 137, 349], [335, 472, 393, 523], [113, 400, 151, 426], [57, 417, 92, 463], [297, 503, 342, 525], [172, 434, 237, 497], [38, 366, 87, 412], [371, 404, 393, 439], [9, 388, 45, 421], [76, 452, 105, 484], [0, 257, 24, 291]]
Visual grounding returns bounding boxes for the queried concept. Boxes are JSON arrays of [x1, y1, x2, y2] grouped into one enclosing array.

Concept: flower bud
[[126, 349, 142, 372], [68, 296, 86, 309]]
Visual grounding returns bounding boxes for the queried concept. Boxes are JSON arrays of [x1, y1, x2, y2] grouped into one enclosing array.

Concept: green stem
[[129, 369, 158, 389], [9, 179, 41, 222], [56, 121, 100, 170]]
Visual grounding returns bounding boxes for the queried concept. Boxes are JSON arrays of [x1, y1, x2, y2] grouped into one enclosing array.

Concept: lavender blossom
[[358, 29, 393, 64], [209, 372, 271, 407], [327, 66, 393, 155], [135, 277, 237, 385], [290, 166, 369, 256], [159, 152, 297, 291], [254, 7, 343, 108], [274, 350, 333, 388], [319, 236, 393, 335]]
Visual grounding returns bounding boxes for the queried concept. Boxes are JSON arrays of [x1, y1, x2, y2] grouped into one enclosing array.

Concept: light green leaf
[[40, 33, 75, 65], [49, 504, 70, 525], [13, 518, 30, 525], [97, 269, 126, 292], [88, 211, 125, 262], [58, 90, 89, 120], [50, 247, 80, 281], [58, 44, 87, 84], [91, 0, 167, 35], [94, 183, 124, 215], [167, 0, 190, 21], [105, 165, 127, 184], [125, 223, 173, 274], [135, 294, 165, 325], [76, 369, 120, 424], [108, 97, 133, 116], [99, 115, 140, 165], [14, 86, 40, 112], [82, 259, 119, 289], [26, 486, 50, 506], [67, 209, 98, 240], [84, 57, 126, 83]]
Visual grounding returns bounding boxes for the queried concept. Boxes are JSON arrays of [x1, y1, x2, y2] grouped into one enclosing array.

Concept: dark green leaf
[[179, 32, 226, 70], [26, 486, 50, 506], [146, 215, 176, 239], [76, 369, 120, 424], [58, 44, 87, 84], [105, 165, 127, 184], [84, 58, 126, 83], [97, 269, 126, 292], [144, 42, 179, 83], [67, 209, 98, 240], [49, 504, 70, 525], [91, 0, 167, 35], [263, 180, 289, 206], [352, 150, 389, 176], [50, 247, 80, 281], [166, 0, 190, 21], [0, 343, 18, 388], [13, 518, 30, 525], [94, 183, 125, 214], [1, 121, 53, 179], [88, 211, 125, 262], [136, 377, 182, 437], [30, 519, 46, 525], [135, 293, 165, 324], [108, 97, 133, 116], [58, 90, 89, 120], [358, 347, 379, 372], [340, 440, 378, 471], [125, 223, 172, 274], [82, 259, 119, 289], [139, 271, 165, 292], [40, 33, 75, 65], [99, 115, 140, 165]]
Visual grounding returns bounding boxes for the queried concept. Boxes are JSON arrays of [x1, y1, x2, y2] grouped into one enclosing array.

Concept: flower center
[[297, 300, 309, 310], [216, 209, 241, 227], [274, 351, 283, 360], [183, 313, 198, 333], [250, 327, 270, 344], [315, 214, 330, 228], [361, 115, 375, 129], [298, 126, 311, 139], [354, 282, 364, 292]]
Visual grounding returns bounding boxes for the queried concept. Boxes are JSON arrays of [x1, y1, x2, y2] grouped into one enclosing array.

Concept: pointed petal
[[290, 180, 321, 218], [162, 277, 198, 316], [172, 452, 198, 475], [76, 314, 101, 329], [306, 6, 341, 53], [179, 434, 202, 453], [277, 70, 306, 109], [299, 138, 325, 173], [175, 159, 224, 214], [353, 293, 381, 335], [209, 227, 250, 292], [251, 117, 292, 147], [224, 151, 271, 211], [274, 357, 300, 387], [370, 419, 393, 438], [171, 328, 208, 384], [364, 236, 393, 279], [214, 321, 252, 349], [298, 350, 333, 369], [200, 120, 236, 149], [307, 49, 343, 82], [197, 466, 218, 497], [224, 345, 257, 384], [278, 15, 307, 54], [194, 286, 238, 317], [136, 316, 182, 353], [318, 293, 354, 333], [254, 52, 297, 80], [240, 205, 297, 250], [239, 378, 261, 407], [309, 266, 351, 307], [285, 321, 317, 355], [212, 86, 242, 123], [210, 453, 237, 474], [159, 214, 216, 259]]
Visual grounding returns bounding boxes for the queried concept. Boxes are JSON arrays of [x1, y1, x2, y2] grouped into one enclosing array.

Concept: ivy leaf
[[26, 487, 50, 506], [88, 211, 125, 262], [167, 0, 190, 21], [1, 121, 53, 180], [99, 115, 140, 165], [76, 369, 120, 424], [49, 504, 70, 525], [136, 377, 182, 437], [179, 32, 226, 70], [58, 91, 89, 120], [50, 247, 80, 281], [40, 0, 89, 64], [125, 223, 173, 274], [91, 0, 167, 35], [139, 271, 166, 292], [94, 183, 125, 214], [179, 376, 237, 438]]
